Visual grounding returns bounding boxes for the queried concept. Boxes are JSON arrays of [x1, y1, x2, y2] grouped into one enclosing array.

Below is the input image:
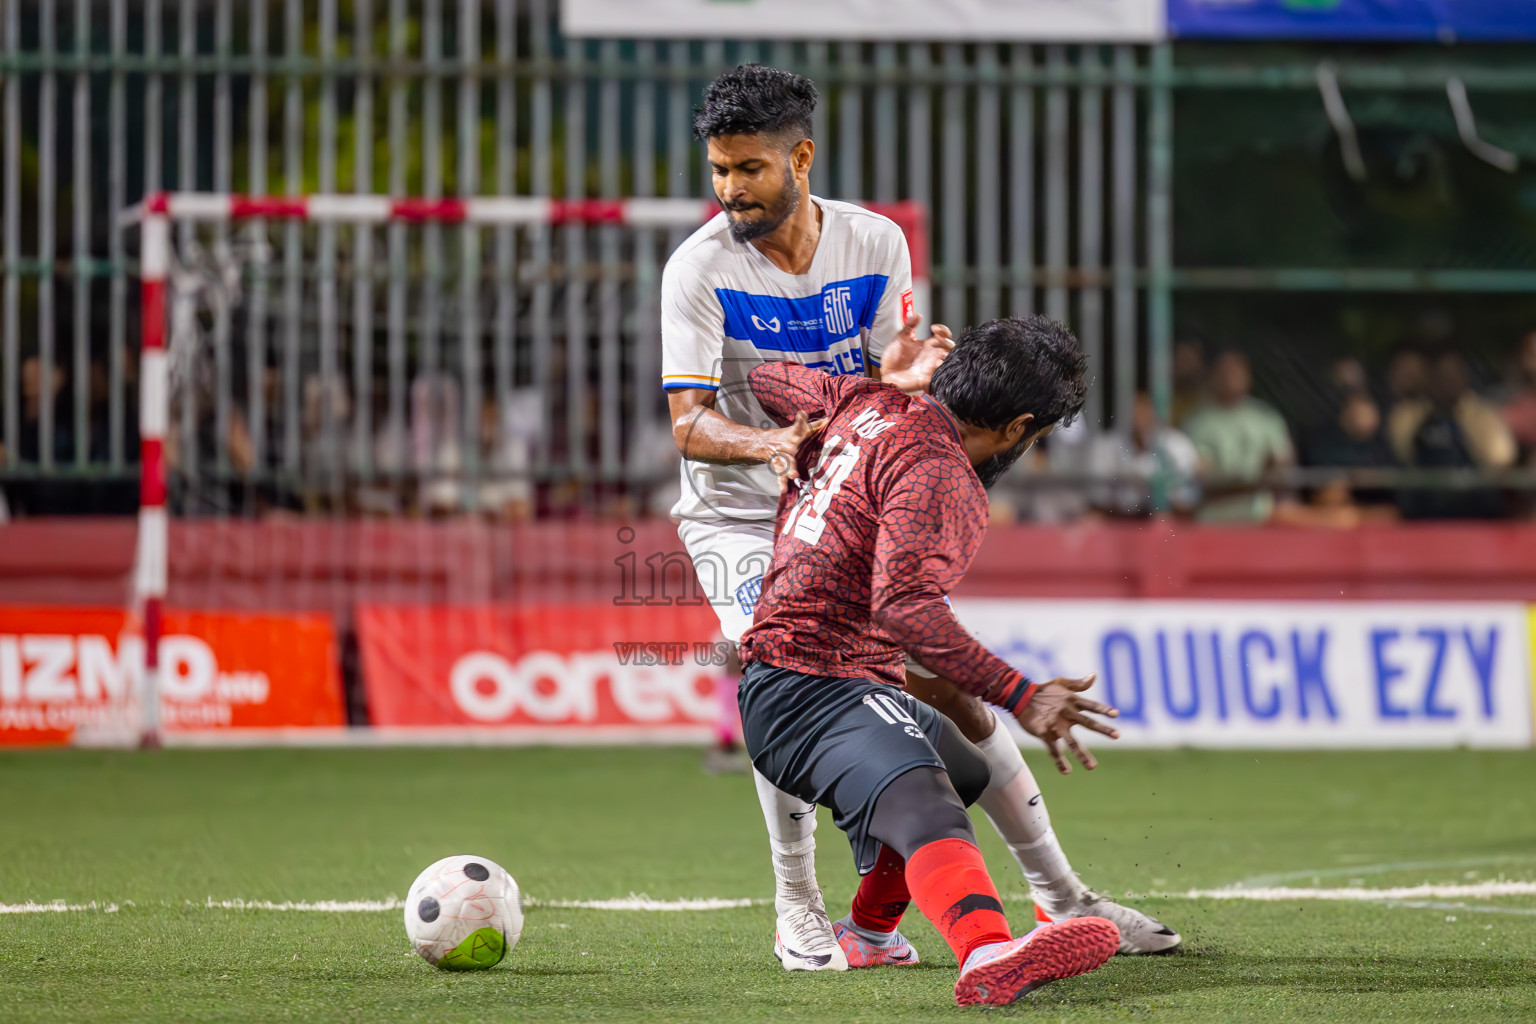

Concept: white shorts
[[675, 515, 936, 682], [676, 517, 775, 643]]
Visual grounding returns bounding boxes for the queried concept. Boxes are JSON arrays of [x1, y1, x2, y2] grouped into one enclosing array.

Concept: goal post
[[126, 192, 930, 747]]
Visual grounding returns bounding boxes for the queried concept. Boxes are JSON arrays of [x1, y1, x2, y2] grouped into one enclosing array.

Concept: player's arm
[[745, 359, 839, 426], [868, 460, 1033, 706], [667, 387, 821, 494], [660, 256, 811, 472], [666, 388, 801, 465], [870, 457, 1119, 771]]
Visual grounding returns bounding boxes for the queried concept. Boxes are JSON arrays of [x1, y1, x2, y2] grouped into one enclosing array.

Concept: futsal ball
[[404, 854, 524, 970]]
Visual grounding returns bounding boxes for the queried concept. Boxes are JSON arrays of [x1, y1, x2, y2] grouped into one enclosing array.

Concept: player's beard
[[721, 171, 801, 244], [975, 435, 1037, 490]]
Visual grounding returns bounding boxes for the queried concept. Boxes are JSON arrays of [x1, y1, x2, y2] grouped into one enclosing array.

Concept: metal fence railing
[[0, 0, 1168, 498], [0, 1, 1533, 511]]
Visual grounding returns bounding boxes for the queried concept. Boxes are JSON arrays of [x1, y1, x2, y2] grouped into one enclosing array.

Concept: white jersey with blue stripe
[[661, 197, 914, 521]]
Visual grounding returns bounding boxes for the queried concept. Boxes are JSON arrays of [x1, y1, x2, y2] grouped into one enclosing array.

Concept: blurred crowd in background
[[4, 322, 1535, 527], [992, 325, 1536, 527]]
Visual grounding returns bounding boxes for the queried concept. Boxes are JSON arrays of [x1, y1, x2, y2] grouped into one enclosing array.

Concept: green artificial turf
[[1, 747, 1533, 1022]]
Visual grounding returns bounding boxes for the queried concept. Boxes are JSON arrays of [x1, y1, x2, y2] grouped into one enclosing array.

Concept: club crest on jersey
[[822, 286, 857, 336]]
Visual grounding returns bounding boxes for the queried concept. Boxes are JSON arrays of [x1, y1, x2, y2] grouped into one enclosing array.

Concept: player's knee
[[869, 767, 977, 860]]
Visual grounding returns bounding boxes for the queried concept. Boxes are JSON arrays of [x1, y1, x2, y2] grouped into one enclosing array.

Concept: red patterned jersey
[[738, 361, 1033, 710]]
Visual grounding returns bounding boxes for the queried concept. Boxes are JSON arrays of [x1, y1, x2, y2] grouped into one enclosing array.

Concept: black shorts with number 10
[[739, 660, 986, 875]]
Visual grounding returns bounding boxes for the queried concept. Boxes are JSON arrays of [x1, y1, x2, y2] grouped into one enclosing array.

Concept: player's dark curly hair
[[929, 316, 1088, 434], [693, 64, 817, 146]]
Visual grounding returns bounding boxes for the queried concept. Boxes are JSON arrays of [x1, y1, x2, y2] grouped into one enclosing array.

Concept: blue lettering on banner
[[1100, 630, 1145, 723], [1156, 632, 1200, 720], [1418, 627, 1456, 719], [1205, 631, 1229, 720], [1371, 628, 1411, 719], [1370, 624, 1505, 722], [1290, 630, 1338, 721], [1463, 627, 1499, 719], [1239, 630, 1282, 719], [1069, 616, 1510, 734]]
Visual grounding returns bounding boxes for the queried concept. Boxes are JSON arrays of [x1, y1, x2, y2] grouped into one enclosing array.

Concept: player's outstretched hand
[[1013, 674, 1120, 775], [764, 410, 827, 495], [879, 313, 954, 394]]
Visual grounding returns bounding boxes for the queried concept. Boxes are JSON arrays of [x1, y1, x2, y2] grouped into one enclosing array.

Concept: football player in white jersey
[[662, 65, 1181, 970]]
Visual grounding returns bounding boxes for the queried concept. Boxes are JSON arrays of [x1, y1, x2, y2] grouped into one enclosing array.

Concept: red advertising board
[[0, 607, 345, 746], [357, 603, 727, 735]]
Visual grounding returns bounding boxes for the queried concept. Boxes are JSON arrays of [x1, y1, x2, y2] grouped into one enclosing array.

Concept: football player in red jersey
[[666, 66, 1179, 968], [736, 316, 1126, 1005]]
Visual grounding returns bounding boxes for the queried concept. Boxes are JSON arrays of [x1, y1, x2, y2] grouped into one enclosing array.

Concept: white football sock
[[973, 710, 1088, 918], [752, 768, 822, 915]]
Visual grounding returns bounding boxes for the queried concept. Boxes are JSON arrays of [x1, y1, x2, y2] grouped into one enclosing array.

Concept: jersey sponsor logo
[[750, 345, 866, 377], [715, 273, 889, 373], [900, 288, 914, 324]]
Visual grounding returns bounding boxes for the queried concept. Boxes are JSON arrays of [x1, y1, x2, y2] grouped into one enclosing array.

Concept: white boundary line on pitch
[[6, 882, 1536, 916], [0, 895, 770, 915], [1172, 881, 1536, 901], [1232, 853, 1536, 889]]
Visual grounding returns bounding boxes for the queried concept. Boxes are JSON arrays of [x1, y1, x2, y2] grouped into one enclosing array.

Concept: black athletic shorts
[[738, 660, 957, 875]]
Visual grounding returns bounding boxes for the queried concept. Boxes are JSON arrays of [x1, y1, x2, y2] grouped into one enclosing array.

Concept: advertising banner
[[1167, 0, 1536, 42], [357, 603, 728, 739], [0, 607, 345, 746], [562, 0, 1165, 42], [954, 599, 1534, 748]]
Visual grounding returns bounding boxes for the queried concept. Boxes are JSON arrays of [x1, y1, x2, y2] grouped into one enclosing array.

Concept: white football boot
[[1034, 890, 1181, 955], [772, 889, 849, 971]]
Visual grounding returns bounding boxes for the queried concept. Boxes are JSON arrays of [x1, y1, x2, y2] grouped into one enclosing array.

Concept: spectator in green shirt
[[1183, 349, 1295, 524]]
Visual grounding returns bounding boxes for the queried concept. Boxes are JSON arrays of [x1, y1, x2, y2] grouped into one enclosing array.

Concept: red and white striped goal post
[[128, 191, 929, 747]]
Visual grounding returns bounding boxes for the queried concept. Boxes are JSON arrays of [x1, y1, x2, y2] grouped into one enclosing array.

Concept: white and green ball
[[404, 854, 523, 970]]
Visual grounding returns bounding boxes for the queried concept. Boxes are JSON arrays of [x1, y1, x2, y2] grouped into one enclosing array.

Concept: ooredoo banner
[[562, 0, 1165, 41], [954, 599, 1535, 748], [0, 607, 345, 746], [357, 603, 727, 738]]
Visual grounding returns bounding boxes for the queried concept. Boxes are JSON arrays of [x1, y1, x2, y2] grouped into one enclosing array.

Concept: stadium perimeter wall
[[3, 519, 1536, 609], [1, 520, 1534, 748]]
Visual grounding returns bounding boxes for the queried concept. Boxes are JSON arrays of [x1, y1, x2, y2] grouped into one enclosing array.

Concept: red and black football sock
[[850, 844, 909, 934], [905, 837, 1013, 967]]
